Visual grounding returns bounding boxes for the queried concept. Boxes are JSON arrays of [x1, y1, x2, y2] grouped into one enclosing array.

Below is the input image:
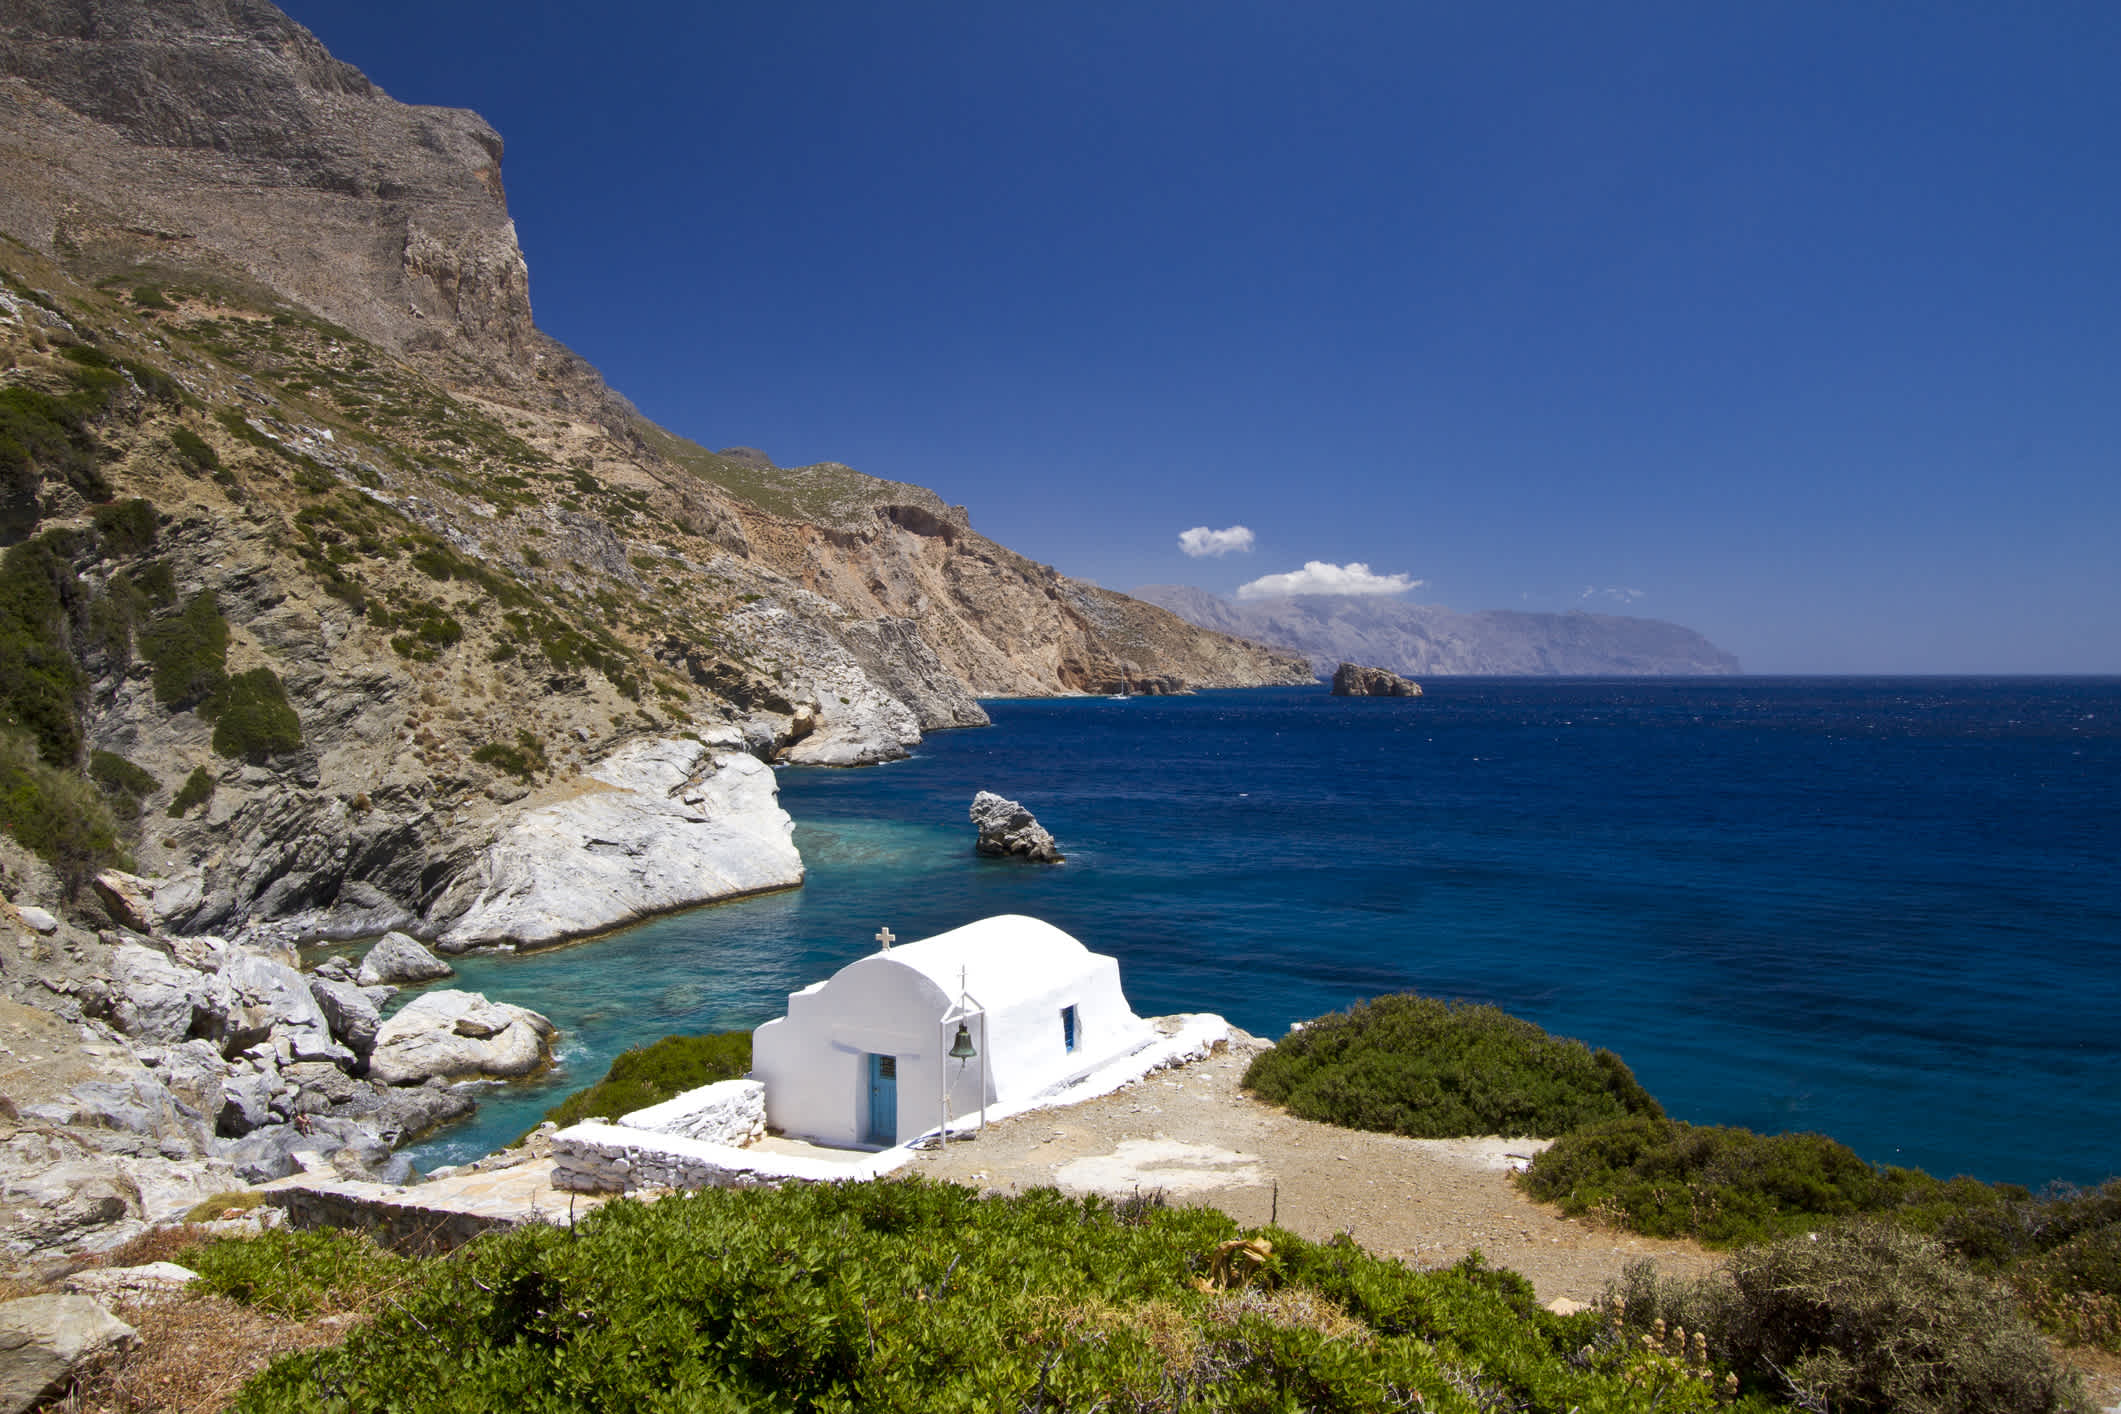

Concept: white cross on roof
[[875, 926, 895, 950]]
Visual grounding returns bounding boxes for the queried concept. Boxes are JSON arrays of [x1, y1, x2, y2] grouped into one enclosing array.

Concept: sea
[[399, 678, 2121, 1191]]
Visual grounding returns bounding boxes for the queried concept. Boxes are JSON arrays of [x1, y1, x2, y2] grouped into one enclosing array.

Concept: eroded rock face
[[433, 735, 803, 950], [971, 792, 1063, 863], [1329, 662, 1423, 697], [366, 990, 554, 1086]]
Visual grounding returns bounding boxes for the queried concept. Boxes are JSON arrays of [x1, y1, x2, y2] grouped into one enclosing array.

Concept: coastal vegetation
[[1524, 1115, 2121, 1353], [1247, 993, 2120, 1361], [1242, 995, 1663, 1139], [535, 1029, 752, 1131], [199, 1181, 1796, 1412]]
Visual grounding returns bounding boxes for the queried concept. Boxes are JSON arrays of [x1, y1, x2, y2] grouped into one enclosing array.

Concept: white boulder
[[366, 990, 555, 1086], [108, 944, 205, 1044], [200, 954, 348, 1065], [355, 931, 452, 986]]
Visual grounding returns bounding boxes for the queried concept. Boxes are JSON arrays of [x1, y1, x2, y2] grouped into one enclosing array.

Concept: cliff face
[[0, 0, 549, 392], [1134, 586, 1742, 677], [0, 0, 1304, 950]]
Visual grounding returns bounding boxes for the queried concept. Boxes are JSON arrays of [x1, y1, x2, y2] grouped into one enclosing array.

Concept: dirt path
[[908, 1032, 1719, 1305]]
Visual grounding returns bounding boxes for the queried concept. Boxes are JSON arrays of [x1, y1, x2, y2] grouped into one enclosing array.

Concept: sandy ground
[[907, 1032, 1718, 1306]]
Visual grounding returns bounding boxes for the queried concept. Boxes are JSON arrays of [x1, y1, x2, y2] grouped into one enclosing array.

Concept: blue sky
[[279, 2, 2120, 673]]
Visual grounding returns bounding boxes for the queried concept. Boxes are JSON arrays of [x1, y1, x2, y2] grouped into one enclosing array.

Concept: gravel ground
[[907, 1031, 1719, 1306]]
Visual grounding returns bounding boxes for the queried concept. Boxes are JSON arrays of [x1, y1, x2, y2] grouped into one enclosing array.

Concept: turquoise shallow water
[[402, 679, 2121, 1189]]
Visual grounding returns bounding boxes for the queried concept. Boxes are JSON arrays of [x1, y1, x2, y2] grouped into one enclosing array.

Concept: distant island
[[1133, 586, 1742, 677]]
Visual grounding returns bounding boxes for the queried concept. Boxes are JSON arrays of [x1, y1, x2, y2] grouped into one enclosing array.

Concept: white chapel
[[751, 914, 1155, 1148]]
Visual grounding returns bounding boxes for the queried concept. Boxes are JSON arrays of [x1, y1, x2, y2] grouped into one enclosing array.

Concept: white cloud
[[1235, 561, 1423, 600], [1178, 524, 1255, 558], [1581, 586, 1647, 604]]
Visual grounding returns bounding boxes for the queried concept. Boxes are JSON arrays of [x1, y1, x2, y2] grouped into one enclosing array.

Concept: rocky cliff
[[0, 0, 1307, 951], [1134, 586, 1742, 677]]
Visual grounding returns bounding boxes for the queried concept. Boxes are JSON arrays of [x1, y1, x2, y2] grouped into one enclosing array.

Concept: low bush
[[472, 729, 547, 782], [88, 749, 158, 815], [1243, 994, 1662, 1140], [0, 726, 125, 896], [139, 589, 228, 710], [1603, 1222, 2089, 1413], [91, 496, 157, 557], [130, 284, 174, 311], [168, 764, 215, 818], [209, 667, 303, 760], [167, 425, 219, 473], [537, 1030, 752, 1131], [217, 1180, 1766, 1413], [190, 1227, 412, 1321], [0, 532, 88, 765], [1520, 1114, 1900, 1247]]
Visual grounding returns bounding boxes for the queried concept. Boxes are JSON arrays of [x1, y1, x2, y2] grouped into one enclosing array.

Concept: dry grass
[[62, 1292, 352, 1413]]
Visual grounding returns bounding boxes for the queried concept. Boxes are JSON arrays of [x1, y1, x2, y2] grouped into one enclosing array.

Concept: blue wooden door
[[866, 1054, 897, 1145]]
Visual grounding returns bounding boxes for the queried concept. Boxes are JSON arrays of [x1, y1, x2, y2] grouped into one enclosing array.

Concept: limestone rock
[[200, 954, 348, 1065], [62, 1263, 197, 1304], [434, 738, 803, 951], [108, 944, 205, 1044], [1329, 662, 1423, 697], [151, 1040, 235, 1122], [0, 1295, 137, 1414], [307, 975, 386, 1057], [91, 870, 159, 934], [9, 906, 56, 935], [367, 990, 555, 1086], [618, 1079, 767, 1147], [971, 792, 1063, 863], [354, 932, 452, 987]]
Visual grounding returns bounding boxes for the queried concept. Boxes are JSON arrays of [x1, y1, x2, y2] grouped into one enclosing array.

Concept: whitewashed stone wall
[[615, 1079, 767, 1147]]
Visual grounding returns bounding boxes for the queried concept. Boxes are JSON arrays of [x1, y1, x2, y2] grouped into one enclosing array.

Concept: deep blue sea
[[402, 679, 2121, 1190]]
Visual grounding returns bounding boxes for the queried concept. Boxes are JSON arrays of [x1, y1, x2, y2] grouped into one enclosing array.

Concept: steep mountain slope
[[1134, 585, 1742, 677], [0, 0, 1308, 951]]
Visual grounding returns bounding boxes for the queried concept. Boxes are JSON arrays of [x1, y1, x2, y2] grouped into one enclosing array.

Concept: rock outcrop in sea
[[971, 792, 1064, 863], [1331, 662, 1423, 697]]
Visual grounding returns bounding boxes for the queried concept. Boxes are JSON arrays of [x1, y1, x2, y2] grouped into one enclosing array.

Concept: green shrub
[[0, 382, 111, 534], [537, 1030, 752, 1131], [130, 284, 174, 311], [87, 749, 158, 816], [91, 496, 157, 556], [209, 667, 303, 760], [1520, 1114, 1902, 1247], [168, 764, 215, 818], [1243, 994, 1662, 1140], [219, 1179, 1747, 1413], [139, 589, 228, 710], [0, 532, 88, 765], [168, 425, 219, 472], [1605, 1223, 2089, 1413], [472, 730, 547, 782], [0, 727, 124, 896], [191, 1228, 410, 1320]]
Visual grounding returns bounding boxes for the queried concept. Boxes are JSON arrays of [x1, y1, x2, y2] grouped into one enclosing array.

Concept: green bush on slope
[[0, 726, 124, 896], [536, 1030, 752, 1132], [219, 1180, 1772, 1414], [1243, 993, 1663, 1139], [1605, 1222, 2088, 1414]]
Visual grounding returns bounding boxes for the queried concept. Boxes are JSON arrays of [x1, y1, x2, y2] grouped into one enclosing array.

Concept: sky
[[277, 2, 2121, 673]]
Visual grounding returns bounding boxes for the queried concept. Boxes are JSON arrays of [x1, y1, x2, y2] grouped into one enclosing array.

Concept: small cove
[[400, 679, 2121, 1189]]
